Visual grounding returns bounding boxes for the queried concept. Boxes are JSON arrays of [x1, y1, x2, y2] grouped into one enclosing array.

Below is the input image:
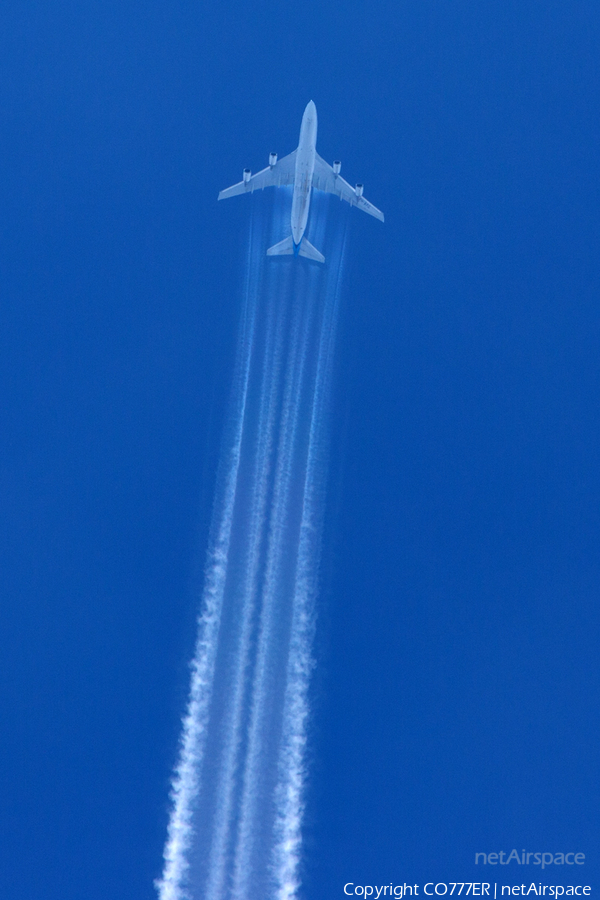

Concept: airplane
[[218, 100, 384, 263]]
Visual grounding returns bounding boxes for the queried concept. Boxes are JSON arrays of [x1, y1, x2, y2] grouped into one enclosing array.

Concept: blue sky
[[0, 1, 598, 898]]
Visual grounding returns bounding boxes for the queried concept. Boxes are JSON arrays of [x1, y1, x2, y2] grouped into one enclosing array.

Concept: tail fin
[[267, 236, 294, 256], [266, 235, 325, 263], [298, 238, 325, 263]]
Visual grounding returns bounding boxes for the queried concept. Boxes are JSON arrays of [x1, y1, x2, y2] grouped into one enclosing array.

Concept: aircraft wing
[[218, 150, 297, 200], [312, 153, 384, 222]]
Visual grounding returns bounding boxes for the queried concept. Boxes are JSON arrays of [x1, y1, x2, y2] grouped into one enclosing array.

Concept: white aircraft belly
[[291, 103, 317, 246]]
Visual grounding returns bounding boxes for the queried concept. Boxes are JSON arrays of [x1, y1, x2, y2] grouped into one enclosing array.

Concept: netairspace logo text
[[476, 852, 585, 869]]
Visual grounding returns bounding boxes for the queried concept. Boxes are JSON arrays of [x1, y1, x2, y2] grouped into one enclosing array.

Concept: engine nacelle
[[269, 152, 278, 167], [333, 160, 341, 175], [355, 183, 364, 197], [243, 168, 252, 184]]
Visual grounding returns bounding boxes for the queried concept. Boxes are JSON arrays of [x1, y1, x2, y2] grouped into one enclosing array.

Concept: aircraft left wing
[[312, 153, 384, 222], [218, 150, 296, 200]]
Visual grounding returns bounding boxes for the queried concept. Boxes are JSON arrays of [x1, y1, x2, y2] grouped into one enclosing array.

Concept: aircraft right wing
[[218, 150, 297, 200], [312, 153, 384, 222]]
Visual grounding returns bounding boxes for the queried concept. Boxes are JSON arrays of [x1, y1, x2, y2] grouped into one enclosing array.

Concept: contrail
[[156, 207, 265, 900], [157, 191, 348, 900], [270, 221, 347, 900], [229, 253, 319, 900]]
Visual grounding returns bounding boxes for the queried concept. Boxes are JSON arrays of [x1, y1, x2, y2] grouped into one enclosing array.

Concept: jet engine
[[333, 160, 341, 175], [269, 152, 278, 167], [243, 169, 252, 183], [355, 183, 364, 197]]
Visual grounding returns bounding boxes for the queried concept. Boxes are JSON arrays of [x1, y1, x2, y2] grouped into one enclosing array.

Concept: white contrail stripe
[[204, 270, 290, 900], [271, 224, 348, 900], [230, 274, 319, 900], [157, 192, 347, 900], [156, 215, 263, 900]]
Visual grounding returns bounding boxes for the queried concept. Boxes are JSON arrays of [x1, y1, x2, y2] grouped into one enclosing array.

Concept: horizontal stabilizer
[[266, 235, 325, 263], [298, 238, 325, 263], [267, 235, 294, 256]]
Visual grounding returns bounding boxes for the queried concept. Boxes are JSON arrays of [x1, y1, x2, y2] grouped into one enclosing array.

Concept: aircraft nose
[[305, 100, 316, 114]]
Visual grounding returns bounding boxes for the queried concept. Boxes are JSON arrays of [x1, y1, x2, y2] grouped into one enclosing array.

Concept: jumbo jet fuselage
[[290, 100, 317, 250]]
